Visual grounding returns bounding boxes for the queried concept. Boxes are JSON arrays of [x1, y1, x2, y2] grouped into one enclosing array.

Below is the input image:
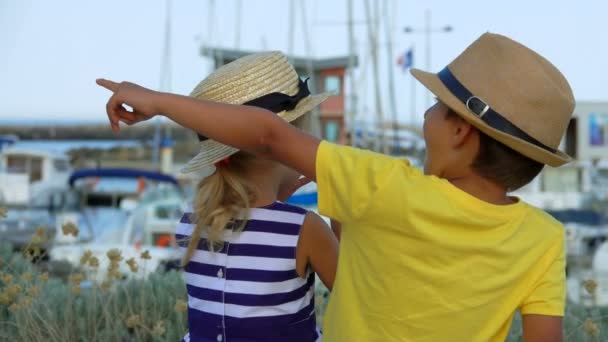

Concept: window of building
[[324, 76, 341, 94], [324, 121, 340, 142], [565, 118, 577, 157]]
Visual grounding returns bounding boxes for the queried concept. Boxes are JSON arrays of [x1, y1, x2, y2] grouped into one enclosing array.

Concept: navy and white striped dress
[[176, 202, 318, 342]]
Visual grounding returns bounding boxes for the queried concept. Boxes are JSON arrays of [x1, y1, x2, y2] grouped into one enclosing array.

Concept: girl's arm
[[97, 79, 320, 180], [330, 219, 342, 241], [296, 212, 339, 290]]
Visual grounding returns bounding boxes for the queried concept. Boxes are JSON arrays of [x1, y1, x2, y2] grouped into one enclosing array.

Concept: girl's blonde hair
[[182, 152, 257, 265], [181, 116, 309, 266]]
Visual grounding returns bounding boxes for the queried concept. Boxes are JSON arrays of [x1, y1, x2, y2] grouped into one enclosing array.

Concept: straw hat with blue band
[[411, 32, 575, 167], [181, 51, 332, 173]]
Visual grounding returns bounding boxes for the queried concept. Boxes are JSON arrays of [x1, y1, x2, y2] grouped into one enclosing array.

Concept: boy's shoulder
[[524, 203, 563, 225], [318, 141, 424, 182], [521, 202, 565, 237]]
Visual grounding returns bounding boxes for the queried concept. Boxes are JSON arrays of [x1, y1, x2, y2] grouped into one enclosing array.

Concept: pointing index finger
[[96, 78, 120, 92]]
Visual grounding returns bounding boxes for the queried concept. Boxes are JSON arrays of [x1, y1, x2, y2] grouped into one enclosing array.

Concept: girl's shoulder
[[258, 201, 308, 215], [247, 202, 309, 229]]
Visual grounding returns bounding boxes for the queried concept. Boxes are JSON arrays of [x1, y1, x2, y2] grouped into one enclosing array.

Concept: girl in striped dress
[[175, 52, 339, 342]]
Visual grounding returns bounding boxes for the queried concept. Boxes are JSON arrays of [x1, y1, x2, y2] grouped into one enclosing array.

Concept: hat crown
[[181, 51, 331, 173], [189, 51, 300, 105], [448, 33, 575, 149]]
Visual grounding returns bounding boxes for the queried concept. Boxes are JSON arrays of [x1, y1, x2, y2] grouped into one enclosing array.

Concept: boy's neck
[[447, 174, 515, 205]]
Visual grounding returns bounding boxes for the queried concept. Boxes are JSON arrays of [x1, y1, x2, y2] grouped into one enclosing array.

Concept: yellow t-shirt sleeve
[[519, 233, 566, 316], [315, 141, 405, 223]]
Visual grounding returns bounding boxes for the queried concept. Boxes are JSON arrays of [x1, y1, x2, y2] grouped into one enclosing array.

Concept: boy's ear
[[450, 116, 475, 147]]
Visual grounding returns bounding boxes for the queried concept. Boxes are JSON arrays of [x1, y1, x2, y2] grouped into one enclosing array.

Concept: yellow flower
[[106, 249, 123, 262], [583, 279, 598, 295], [31, 226, 47, 244], [30, 246, 41, 257], [35, 226, 46, 238], [584, 318, 600, 336], [89, 256, 100, 268], [39, 272, 49, 283], [69, 273, 84, 285], [23, 252, 34, 262], [100, 280, 112, 292], [1, 273, 13, 284], [80, 250, 93, 265], [140, 250, 151, 260], [107, 262, 119, 272], [174, 299, 188, 313], [6, 284, 21, 298], [61, 222, 79, 237], [0, 292, 11, 305], [19, 296, 32, 308], [151, 320, 166, 337], [23, 247, 40, 261], [126, 258, 138, 273], [109, 268, 123, 280], [21, 272, 33, 282], [71, 286, 81, 295], [27, 286, 40, 297], [0, 207, 7, 218], [125, 314, 141, 328], [30, 234, 44, 245]]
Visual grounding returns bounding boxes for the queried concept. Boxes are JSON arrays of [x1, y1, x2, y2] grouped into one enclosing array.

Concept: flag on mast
[[397, 47, 414, 72]]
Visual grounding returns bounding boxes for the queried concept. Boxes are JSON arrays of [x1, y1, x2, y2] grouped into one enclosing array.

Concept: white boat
[[51, 168, 182, 243], [0, 146, 72, 206], [49, 195, 184, 281], [49, 168, 185, 280], [0, 143, 72, 252]]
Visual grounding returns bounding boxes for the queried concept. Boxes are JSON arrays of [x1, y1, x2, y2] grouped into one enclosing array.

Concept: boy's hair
[[446, 108, 544, 191], [182, 115, 308, 266]]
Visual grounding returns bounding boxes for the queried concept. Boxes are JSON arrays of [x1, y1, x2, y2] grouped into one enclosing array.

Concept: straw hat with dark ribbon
[[181, 51, 331, 173], [411, 32, 575, 167]]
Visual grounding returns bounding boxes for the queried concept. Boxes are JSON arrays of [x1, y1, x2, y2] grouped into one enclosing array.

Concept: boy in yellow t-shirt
[[98, 33, 573, 341]]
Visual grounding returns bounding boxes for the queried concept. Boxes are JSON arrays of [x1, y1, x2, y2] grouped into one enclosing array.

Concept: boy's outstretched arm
[[96, 79, 320, 180], [522, 314, 562, 342]]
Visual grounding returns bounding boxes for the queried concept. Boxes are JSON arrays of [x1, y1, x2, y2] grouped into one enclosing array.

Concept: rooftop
[[200, 47, 358, 70]]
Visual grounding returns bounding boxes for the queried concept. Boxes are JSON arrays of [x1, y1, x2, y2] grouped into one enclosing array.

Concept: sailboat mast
[[153, 0, 172, 169], [347, 0, 357, 147], [383, 0, 398, 153], [235, 0, 242, 49], [363, 0, 385, 153], [288, 0, 295, 56], [299, 0, 321, 137]]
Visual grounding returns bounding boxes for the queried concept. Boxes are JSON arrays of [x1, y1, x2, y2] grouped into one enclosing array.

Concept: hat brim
[[180, 92, 333, 173], [410, 68, 571, 167]]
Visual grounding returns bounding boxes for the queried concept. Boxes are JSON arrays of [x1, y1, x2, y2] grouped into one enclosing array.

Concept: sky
[[0, 0, 607, 126]]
